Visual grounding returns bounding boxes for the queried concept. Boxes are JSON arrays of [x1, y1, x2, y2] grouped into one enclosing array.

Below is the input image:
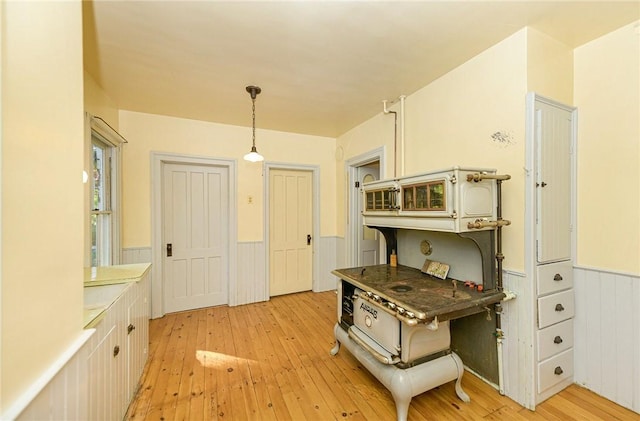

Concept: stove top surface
[[333, 264, 505, 321]]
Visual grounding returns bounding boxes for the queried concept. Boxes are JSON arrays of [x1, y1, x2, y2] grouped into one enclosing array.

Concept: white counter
[[83, 263, 151, 328]]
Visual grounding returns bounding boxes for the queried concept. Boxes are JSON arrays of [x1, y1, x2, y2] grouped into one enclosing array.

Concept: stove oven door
[[351, 296, 400, 361]]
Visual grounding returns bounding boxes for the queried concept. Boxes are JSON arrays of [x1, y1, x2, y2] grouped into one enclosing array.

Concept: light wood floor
[[126, 291, 638, 420]]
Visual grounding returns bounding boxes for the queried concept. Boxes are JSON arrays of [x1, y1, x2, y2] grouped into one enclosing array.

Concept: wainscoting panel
[[573, 266, 640, 414], [318, 236, 340, 292], [236, 241, 267, 306], [122, 247, 152, 264], [10, 331, 93, 421], [501, 269, 536, 409]]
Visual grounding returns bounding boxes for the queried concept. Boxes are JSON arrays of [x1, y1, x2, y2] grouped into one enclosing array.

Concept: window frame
[[87, 114, 125, 266]]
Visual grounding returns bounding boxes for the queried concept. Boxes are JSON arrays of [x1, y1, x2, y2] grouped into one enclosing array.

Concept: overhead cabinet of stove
[[362, 166, 500, 233]]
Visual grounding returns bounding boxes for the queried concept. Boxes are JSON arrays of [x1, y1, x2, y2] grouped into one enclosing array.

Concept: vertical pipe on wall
[[382, 100, 397, 178], [382, 95, 406, 178], [399, 95, 406, 177]]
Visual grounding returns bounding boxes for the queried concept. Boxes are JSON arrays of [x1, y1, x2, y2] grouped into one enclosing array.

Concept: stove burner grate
[[391, 285, 413, 293]]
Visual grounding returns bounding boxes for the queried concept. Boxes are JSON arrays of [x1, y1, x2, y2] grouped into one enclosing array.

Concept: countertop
[[84, 263, 151, 286], [84, 263, 151, 328], [332, 264, 505, 322]]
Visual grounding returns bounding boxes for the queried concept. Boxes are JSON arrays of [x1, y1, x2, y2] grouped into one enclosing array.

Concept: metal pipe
[[467, 220, 511, 229], [383, 100, 398, 178], [467, 173, 511, 182], [399, 95, 406, 177], [495, 177, 507, 395]]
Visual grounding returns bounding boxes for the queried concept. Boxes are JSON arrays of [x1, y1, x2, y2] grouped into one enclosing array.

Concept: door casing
[[345, 147, 386, 267], [151, 152, 237, 318], [264, 162, 320, 295]]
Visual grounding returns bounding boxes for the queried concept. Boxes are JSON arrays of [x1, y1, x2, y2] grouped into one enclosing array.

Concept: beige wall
[[1, 0, 85, 411], [574, 21, 640, 274], [338, 29, 529, 271], [118, 111, 337, 247], [527, 27, 574, 105]]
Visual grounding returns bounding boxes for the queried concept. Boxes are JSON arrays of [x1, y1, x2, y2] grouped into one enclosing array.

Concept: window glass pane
[[374, 191, 382, 209], [403, 188, 414, 209], [92, 144, 105, 211], [416, 185, 428, 208], [91, 213, 111, 266], [429, 182, 445, 209], [366, 192, 374, 210]]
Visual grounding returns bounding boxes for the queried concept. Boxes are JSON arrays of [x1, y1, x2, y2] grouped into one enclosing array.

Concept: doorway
[[162, 162, 229, 313], [269, 168, 313, 296], [151, 153, 237, 318], [346, 147, 386, 267]]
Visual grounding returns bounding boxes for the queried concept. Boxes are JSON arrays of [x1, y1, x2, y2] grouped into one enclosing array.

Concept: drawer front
[[538, 289, 574, 329], [537, 319, 574, 361], [538, 348, 574, 394], [537, 261, 573, 296]]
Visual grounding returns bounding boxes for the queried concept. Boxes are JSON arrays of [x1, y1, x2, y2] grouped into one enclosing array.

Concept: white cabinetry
[[526, 94, 576, 406], [86, 271, 150, 419]]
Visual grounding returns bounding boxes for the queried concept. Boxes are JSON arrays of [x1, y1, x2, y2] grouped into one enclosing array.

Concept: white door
[[357, 164, 380, 265], [269, 169, 312, 296], [535, 100, 573, 263], [163, 163, 229, 313]]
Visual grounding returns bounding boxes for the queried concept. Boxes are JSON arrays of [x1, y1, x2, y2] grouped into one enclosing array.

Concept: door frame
[[151, 152, 237, 318], [345, 146, 386, 267], [264, 162, 320, 295]]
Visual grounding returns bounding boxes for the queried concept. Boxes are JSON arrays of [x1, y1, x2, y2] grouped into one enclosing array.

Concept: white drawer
[[537, 261, 573, 296], [538, 348, 573, 394], [538, 289, 574, 329], [537, 319, 573, 361]]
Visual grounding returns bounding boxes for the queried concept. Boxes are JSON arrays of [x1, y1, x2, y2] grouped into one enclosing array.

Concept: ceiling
[[83, 1, 639, 138]]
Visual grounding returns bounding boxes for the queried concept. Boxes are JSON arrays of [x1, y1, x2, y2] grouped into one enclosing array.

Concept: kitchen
[[2, 1, 639, 420]]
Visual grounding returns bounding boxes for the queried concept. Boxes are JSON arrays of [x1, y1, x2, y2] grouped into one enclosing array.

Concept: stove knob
[[366, 291, 373, 298], [372, 294, 380, 302], [397, 307, 405, 314], [387, 302, 396, 310], [405, 311, 415, 319]]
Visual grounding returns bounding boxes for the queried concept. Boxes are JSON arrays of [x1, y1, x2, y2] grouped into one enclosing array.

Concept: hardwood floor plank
[[127, 291, 638, 421]]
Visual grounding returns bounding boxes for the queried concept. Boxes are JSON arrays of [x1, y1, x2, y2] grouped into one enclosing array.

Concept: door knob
[[307, 234, 312, 245]]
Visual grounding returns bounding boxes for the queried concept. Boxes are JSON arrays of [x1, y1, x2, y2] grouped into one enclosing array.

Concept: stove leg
[[330, 324, 341, 356], [330, 340, 340, 356], [390, 393, 411, 421], [451, 352, 471, 403]]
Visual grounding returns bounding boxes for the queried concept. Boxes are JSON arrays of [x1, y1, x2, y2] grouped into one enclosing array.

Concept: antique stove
[[330, 167, 513, 421]]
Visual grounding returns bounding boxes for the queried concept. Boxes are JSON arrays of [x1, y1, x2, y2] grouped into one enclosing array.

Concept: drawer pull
[[554, 366, 563, 375], [555, 304, 565, 312], [553, 335, 563, 344], [553, 274, 563, 281], [113, 345, 120, 358]]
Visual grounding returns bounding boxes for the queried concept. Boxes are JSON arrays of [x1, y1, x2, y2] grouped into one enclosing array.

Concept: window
[[87, 114, 125, 266], [402, 180, 446, 211], [91, 137, 113, 266]]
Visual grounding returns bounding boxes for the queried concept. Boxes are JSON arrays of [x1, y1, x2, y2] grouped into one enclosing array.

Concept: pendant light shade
[[244, 85, 264, 162]]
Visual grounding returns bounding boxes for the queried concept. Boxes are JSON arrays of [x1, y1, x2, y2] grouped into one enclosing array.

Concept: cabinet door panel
[[536, 102, 573, 263]]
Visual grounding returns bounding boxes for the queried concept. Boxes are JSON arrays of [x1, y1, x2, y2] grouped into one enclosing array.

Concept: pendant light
[[243, 85, 264, 162]]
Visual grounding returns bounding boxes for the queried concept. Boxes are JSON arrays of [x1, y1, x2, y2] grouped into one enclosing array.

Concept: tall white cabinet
[[526, 93, 577, 405]]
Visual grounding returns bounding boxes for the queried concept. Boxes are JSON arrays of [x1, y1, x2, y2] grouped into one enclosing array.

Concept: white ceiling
[[83, 1, 639, 138]]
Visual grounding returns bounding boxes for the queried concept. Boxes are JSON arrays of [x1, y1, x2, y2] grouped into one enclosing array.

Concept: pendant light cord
[[252, 97, 256, 148]]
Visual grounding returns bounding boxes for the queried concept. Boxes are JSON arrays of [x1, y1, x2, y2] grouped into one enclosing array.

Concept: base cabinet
[[87, 272, 150, 419]]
